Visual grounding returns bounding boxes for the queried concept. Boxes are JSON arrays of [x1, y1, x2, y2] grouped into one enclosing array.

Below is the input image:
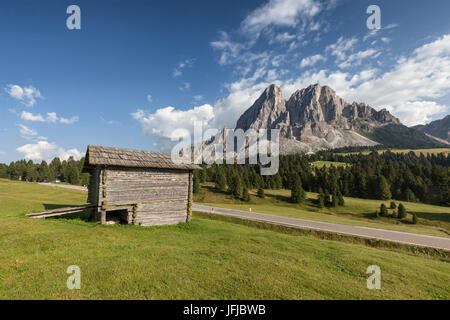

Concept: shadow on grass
[[412, 211, 450, 223]]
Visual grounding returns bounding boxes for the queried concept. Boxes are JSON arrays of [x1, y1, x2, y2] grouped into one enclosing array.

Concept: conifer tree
[[290, 173, 305, 204], [398, 203, 407, 219]]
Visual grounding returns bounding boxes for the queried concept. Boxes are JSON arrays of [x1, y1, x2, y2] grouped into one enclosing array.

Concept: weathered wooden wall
[[87, 168, 100, 205], [100, 167, 190, 226]]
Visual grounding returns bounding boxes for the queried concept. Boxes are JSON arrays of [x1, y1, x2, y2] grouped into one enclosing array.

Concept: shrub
[[331, 193, 337, 207], [257, 188, 265, 198], [379, 204, 388, 217], [398, 203, 407, 219], [412, 213, 418, 224], [390, 201, 396, 209]]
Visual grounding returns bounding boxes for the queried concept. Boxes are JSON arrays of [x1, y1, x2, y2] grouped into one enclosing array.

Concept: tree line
[[194, 150, 450, 206], [0, 157, 89, 186]]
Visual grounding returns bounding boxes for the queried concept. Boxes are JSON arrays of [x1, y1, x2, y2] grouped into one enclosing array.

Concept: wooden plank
[[27, 204, 96, 217]]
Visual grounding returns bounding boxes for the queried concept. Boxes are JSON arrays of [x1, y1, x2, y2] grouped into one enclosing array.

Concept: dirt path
[[193, 204, 450, 251]]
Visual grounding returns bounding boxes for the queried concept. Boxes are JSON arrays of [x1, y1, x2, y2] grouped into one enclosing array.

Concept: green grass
[[196, 186, 450, 238], [0, 179, 449, 299], [310, 161, 350, 168]]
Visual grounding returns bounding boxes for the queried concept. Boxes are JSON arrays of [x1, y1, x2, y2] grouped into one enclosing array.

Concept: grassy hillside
[[195, 186, 450, 237], [0, 179, 449, 299]]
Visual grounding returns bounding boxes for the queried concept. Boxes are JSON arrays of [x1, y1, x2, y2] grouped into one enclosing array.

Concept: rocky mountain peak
[[230, 84, 448, 154], [235, 84, 286, 131]]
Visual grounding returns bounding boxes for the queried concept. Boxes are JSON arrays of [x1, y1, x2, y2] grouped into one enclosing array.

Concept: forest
[[1, 149, 449, 206], [0, 156, 89, 186], [195, 150, 450, 206]]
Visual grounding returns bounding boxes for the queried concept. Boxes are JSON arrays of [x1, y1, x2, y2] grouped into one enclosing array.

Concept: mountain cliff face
[[413, 115, 450, 142], [234, 84, 448, 154]]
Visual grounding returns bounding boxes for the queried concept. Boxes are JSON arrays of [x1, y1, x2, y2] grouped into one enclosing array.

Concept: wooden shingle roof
[[82, 145, 201, 172]]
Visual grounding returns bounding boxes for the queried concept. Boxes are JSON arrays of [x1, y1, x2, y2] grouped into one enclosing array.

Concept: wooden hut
[[82, 145, 200, 226]]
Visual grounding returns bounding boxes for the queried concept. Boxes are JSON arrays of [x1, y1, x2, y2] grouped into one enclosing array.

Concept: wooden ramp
[[27, 204, 96, 219]]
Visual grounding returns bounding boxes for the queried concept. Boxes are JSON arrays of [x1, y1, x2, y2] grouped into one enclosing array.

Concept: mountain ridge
[[413, 115, 450, 143], [233, 84, 448, 154]]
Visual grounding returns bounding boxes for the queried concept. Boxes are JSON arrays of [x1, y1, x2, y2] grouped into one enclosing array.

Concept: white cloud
[[178, 82, 191, 92], [20, 111, 78, 124], [21, 111, 45, 122], [300, 54, 325, 68], [16, 140, 82, 161], [269, 32, 297, 44], [383, 101, 448, 126], [59, 116, 79, 124], [17, 141, 56, 161], [132, 104, 215, 150], [363, 23, 399, 41], [284, 35, 450, 125], [173, 59, 194, 77], [338, 49, 379, 69], [46, 112, 58, 123], [57, 148, 83, 161], [241, 0, 321, 35], [18, 124, 38, 139], [326, 36, 358, 61], [4, 84, 42, 107], [210, 31, 247, 65], [100, 117, 120, 125], [147, 94, 153, 103]]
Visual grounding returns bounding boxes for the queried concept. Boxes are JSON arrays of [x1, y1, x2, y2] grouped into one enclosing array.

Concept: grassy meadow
[[336, 148, 450, 156], [195, 186, 450, 238], [310, 161, 351, 168], [0, 179, 449, 299]]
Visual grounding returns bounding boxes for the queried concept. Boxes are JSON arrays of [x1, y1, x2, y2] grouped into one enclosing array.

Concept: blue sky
[[1, 0, 449, 163]]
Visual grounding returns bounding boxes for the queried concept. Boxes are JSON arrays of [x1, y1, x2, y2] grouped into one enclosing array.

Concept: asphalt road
[[193, 204, 450, 251]]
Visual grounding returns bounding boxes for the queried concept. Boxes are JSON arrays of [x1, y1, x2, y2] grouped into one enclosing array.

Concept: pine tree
[[193, 175, 200, 194], [398, 203, 407, 219], [242, 188, 250, 202], [324, 190, 331, 206], [337, 191, 345, 206], [390, 201, 396, 209], [412, 213, 418, 224], [215, 168, 227, 191], [317, 192, 325, 208], [376, 176, 391, 200], [290, 173, 305, 204], [228, 173, 242, 198], [67, 164, 80, 185], [379, 203, 387, 217]]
